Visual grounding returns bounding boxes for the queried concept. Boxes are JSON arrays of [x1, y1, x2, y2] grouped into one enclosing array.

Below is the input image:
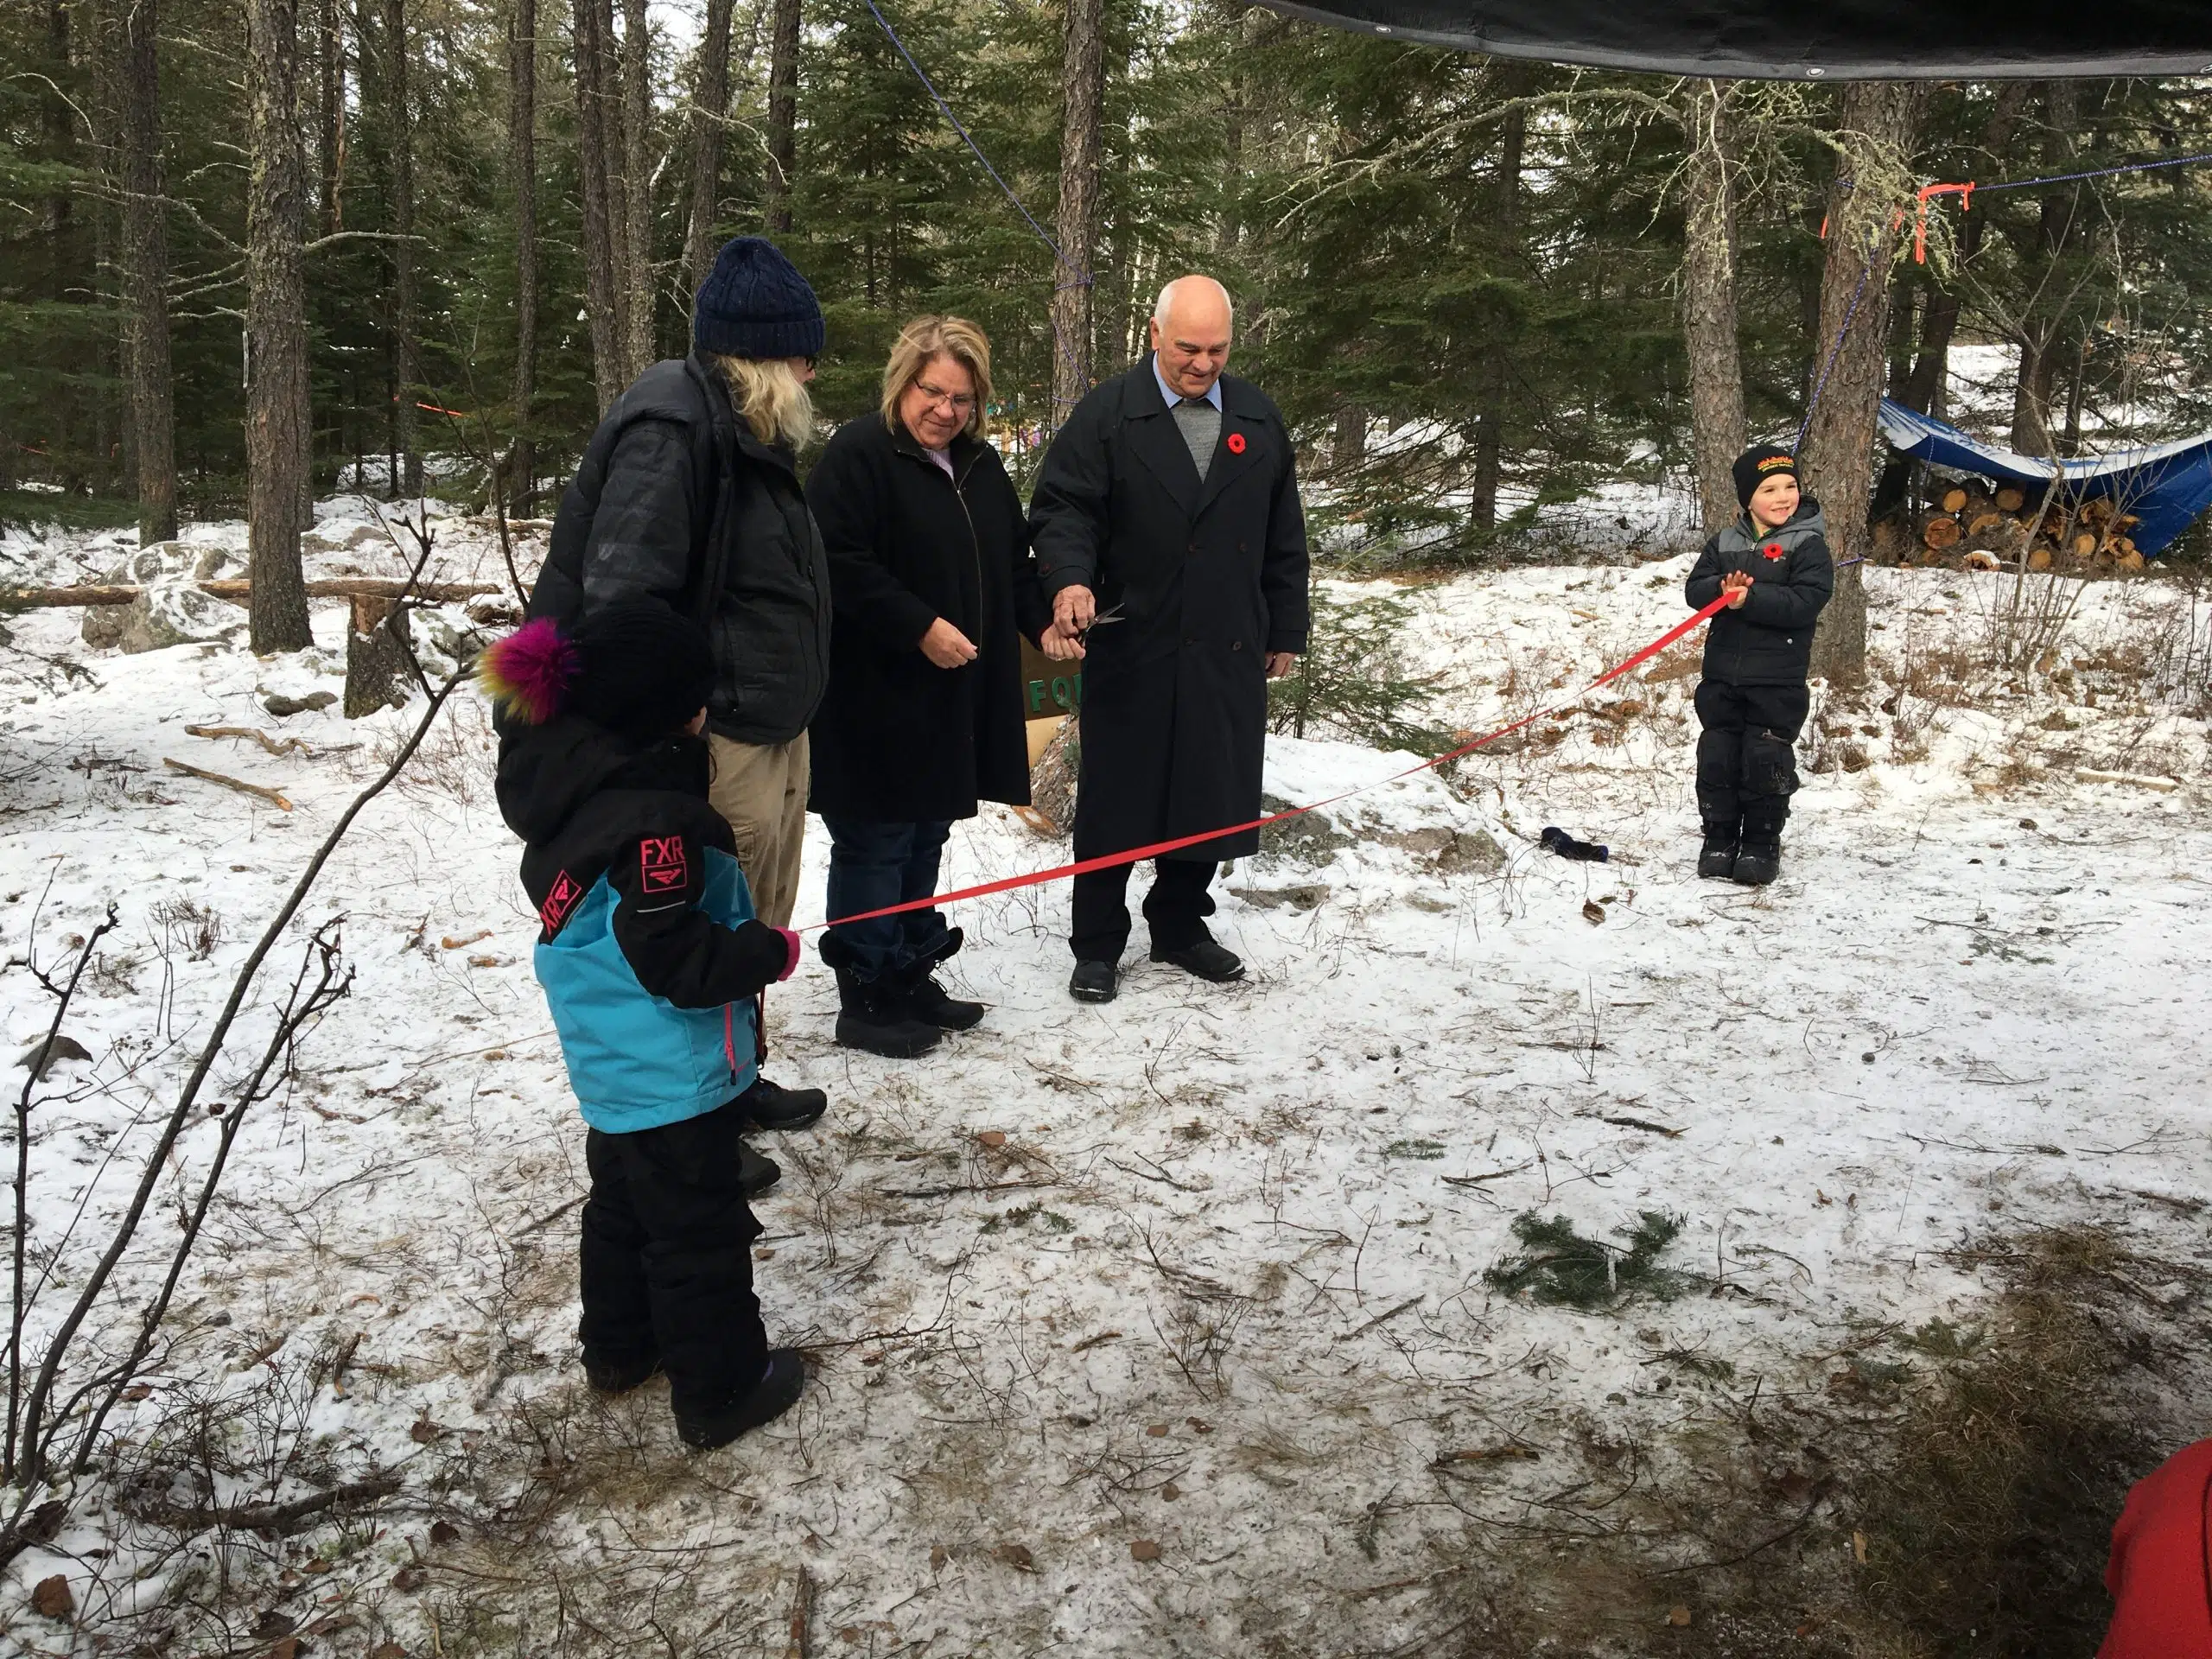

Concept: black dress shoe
[[738, 1074, 827, 1131], [675, 1348, 808, 1451], [1069, 959, 1118, 1002], [583, 1347, 661, 1395], [737, 1140, 781, 1198], [1151, 938, 1244, 982]]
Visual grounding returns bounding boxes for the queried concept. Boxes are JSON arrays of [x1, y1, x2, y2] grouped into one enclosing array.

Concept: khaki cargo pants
[[706, 732, 810, 929]]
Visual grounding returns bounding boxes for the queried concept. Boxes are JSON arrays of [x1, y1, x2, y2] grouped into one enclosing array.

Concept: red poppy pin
[[1225, 432, 1247, 455], [1761, 541, 1785, 561]]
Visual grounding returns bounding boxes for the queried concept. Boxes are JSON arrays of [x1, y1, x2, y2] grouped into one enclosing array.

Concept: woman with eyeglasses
[[805, 316, 1078, 1058]]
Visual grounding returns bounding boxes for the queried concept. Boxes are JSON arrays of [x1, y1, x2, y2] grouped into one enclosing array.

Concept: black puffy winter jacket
[[1684, 498, 1836, 687], [530, 353, 833, 747]]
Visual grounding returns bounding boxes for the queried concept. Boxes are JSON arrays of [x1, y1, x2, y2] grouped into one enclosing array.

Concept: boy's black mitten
[[1540, 825, 1610, 863]]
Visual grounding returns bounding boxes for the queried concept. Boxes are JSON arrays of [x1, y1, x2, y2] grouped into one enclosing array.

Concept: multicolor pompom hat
[[477, 617, 578, 725]]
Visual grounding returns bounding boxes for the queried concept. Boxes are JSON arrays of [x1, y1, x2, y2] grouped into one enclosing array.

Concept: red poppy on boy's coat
[[1762, 542, 1785, 560], [1225, 432, 1247, 455]]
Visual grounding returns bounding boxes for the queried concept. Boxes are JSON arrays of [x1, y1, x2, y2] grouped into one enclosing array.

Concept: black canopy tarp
[[1253, 2, 2212, 79]]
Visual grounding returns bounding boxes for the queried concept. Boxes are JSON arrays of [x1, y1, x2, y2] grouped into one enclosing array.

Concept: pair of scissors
[[1077, 601, 1124, 641]]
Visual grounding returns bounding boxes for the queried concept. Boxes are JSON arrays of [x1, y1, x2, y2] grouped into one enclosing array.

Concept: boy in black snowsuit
[[1683, 444, 1834, 886], [487, 601, 811, 1450]]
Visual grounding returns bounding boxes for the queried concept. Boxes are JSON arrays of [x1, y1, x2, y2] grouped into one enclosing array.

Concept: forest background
[[4, 0, 2212, 662]]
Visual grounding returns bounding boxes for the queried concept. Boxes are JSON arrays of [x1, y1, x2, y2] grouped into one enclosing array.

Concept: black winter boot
[[820, 936, 941, 1058], [675, 1348, 808, 1451], [1732, 801, 1788, 887], [1697, 821, 1739, 880], [583, 1345, 661, 1395], [736, 1074, 827, 1132], [899, 929, 984, 1031]]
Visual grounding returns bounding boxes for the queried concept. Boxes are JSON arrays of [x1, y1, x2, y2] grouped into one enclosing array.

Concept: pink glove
[[773, 926, 801, 982]]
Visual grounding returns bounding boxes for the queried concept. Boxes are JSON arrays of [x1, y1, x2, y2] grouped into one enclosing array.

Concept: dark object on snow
[[17, 1034, 92, 1079], [1880, 397, 2212, 558], [820, 933, 943, 1058], [1540, 825, 1609, 863], [1250, 2, 2212, 79], [1069, 958, 1118, 1003], [1485, 1210, 1685, 1309], [1733, 834, 1782, 887]]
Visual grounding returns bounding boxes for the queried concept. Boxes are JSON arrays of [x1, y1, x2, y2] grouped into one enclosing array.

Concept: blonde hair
[[880, 315, 993, 441], [707, 353, 816, 449]]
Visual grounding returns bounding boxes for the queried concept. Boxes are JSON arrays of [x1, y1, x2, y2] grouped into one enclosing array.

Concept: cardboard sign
[[1019, 636, 1082, 718]]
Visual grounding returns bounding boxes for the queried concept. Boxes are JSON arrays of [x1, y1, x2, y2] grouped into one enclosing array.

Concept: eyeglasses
[[914, 381, 976, 414]]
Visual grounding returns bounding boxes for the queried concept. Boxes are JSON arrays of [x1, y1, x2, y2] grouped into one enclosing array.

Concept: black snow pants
[[579, 1095, 766, 1419], [1694, 680, 1808, 840]]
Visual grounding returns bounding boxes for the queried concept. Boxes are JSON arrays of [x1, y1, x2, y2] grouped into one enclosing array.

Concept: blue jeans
[[823, 818, 955, 982]]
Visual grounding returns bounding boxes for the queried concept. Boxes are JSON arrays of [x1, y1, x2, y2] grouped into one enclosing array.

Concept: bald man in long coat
[[1028, 276, 1311, 1003]]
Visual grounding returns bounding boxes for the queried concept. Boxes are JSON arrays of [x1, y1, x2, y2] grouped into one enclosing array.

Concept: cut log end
[[1922, 516, 1961, 550]]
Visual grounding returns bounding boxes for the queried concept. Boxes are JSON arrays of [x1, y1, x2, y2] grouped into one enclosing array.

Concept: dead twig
[[784, 1563, 814, 1659], [161, 757, 293, 811], [119, 1471, 402, 1537]]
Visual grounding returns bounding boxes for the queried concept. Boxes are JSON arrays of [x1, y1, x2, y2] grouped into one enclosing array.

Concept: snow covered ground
[[0, 503, 2208, 1654]]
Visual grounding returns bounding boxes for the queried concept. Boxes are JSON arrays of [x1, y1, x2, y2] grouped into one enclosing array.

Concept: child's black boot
[[1697, 820, 1740, 880], [1733, 800, 1787, 887], [677, 1348, 808, 1451]]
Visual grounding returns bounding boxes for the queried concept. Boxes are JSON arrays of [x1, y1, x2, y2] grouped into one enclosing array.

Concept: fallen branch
[[120, 1471, 401, 1537], [162, 758, 293, 811], [184, 724, 308, 758], [881, 1179, 1061, 1201], [0, 579, 499, 610], [1440, 1162, 1533, 1188], [1338, 1296, 1422, 1342], [784, 1564, 814, 1659], [1603, 1116, 1683, 1139]]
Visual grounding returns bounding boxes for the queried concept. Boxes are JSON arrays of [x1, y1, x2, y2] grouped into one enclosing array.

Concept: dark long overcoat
[[804, 416, 1049, 823], [1028, 358, 1311, 861]]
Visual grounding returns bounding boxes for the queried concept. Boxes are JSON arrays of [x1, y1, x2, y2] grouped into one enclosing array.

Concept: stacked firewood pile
[[1914, 481, 2145, 573]]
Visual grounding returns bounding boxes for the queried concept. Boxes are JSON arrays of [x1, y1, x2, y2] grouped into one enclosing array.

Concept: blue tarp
[[1878, 397, 2212, 557]]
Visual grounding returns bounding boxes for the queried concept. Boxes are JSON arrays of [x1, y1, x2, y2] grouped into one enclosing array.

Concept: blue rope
[[1974, 148, 2212, 194], [1796, 253, 1874, 453]]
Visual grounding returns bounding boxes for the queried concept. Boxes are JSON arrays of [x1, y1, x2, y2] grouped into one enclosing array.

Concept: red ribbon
[[804, 594, 1734, 931]]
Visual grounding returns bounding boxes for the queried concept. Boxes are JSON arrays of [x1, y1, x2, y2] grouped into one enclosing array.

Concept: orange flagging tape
[[805, 593, 1734, 932]]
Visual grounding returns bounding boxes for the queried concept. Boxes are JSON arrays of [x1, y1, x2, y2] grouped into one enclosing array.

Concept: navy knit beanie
[[693, 236, 825, 360], [1732, 443, 1798, 511], [565, 600, 715, 742]]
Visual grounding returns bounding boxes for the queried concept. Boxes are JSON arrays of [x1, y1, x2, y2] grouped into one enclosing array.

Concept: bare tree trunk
[[761, 0, 799, 235], [44, 3, 73, 254], [1468, 89, 1524, 533], [381, 0, 419, 495], [1681, 79, 1745, 533], [509, 0, 538, 511], [1802, 81, 1923, 689], [118, 0, 176, 545], [1332, 404, 1364, 475], [1050, 0, 1103, 425], [591, 0, 632, 370], [571, 0, 625, 409], [682, 0, 737, 293], [2006, 82, 2080, 454], [619, 0, 654, 377], [317, 0, 342, 234], [246, 0, 315, 652]]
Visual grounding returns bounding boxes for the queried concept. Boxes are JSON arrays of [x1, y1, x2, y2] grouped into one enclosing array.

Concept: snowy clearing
[[0, 503, 2208, 1655]]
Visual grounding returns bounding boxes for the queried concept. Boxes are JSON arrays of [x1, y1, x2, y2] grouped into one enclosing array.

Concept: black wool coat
[[1684, 497, 1836, 687], [805, 416, 1052, 823], [1029, 357, 1311, 861]]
